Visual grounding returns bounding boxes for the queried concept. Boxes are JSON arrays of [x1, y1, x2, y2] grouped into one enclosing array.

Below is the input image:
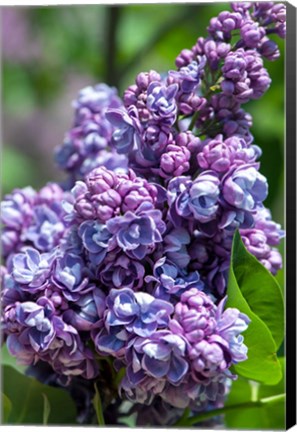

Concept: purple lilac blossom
[[1, 1, 285, 415], [51, 251, 91, 302], [124, 70, 162, 122], [145, 257, 204, 301], [11, 247, 56, 292], [1, 184, 69, 258], [197, 134, 260, 173], [106, 105, 142, 154], [63, 288, 106, 331], [146, 82, 178, 125], [106, 202, 166, 260], [222, 163, 268, 211], [168, 57, 206, 94], [78, 220, 111, 266], [170, 289, 250, 381], [221, 49, 271, 103], [92, 288, 174, 357], [121, 330, 189, 401], [104, 288, 174, 337], [71, 167, 158, 224], [55, 83, 123, 180], [99, 253, 145, 290], [168, 172, 220, 224]]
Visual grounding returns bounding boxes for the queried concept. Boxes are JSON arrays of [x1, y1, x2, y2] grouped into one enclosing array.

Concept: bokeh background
[[1, 3, 284, 288]]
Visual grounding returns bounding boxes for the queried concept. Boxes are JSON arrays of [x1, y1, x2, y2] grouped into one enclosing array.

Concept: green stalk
[[93, 383, 105, 426], [174, 393, 285, 427]]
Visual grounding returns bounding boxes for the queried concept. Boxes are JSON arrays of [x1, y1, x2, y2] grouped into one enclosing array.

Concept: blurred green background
[[1, 3, 284, 283]]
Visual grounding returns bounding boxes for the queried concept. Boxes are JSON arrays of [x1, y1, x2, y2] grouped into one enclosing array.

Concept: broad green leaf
[[2, 365, 76, 425], [226, 232, 282, 385], [42, 393, 51, 425], [225, 358, 285, 429], [93, 383, 105, 426], [2, 393, 12, 423], [232, 231, 284, 349], [1, 345, 26, 374]]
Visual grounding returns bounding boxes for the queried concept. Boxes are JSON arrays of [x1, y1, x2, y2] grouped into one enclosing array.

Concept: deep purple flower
[[173, 172, 220, 223], [169, 57, 206, 93], [44, 320, 99, 381], [222, 163, 268, 211], [93, 325, 129, 358], [99, 253, 145, 290], [63, 288, 106, 331], [240, 20, 265, 48], [189, 236, 231, 295], [121, 330, 189, 402], [197, 134, 260, 173], [221, 49, 271, 103], [106, 105, 142, 154], [146, 257, 204, 301], [131, 121, 174, 171], [240, 206, 284, 275], [72, 167, 157, 224], [156, 144, 191, 179], [55, 83, 123, 181], [170, 289, 250, 382], [51, 251, 91, 301], [208, 11, 243, 41], [254, 206, 285, 246], [107, 202, 166, 260], [192, 37, 231, 71], [104, 288, 174, 337], [78, 220, 111, 265], [259, 38, 280, 61], [7, 298, 56, 355], [11, 247, 55, 292], [163, 227, 191, 268], [1, 185, 69, 258], [146, 82, 178, 124]]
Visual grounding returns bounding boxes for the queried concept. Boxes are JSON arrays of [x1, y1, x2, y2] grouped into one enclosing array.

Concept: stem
[[174, 393, 285, 427], [174, 407, 191, 426], [105, 6, 121, 87], [188, 110, 200, 131], [93, 383, 105, 426]]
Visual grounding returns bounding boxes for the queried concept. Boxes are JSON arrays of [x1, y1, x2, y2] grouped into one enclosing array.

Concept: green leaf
[[2, 365, 76, 424], [1, 345, 26, 374], [2, 393, 12, 423], [93, 383, 105, 426], [225, 358, 285, 429], [232, 230, 284, 349], [42, 393, 51, 425], [226, 231, 282, 385]]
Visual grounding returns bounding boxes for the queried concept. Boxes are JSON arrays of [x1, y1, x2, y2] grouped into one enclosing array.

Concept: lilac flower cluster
[[1, 1, 285, 423], [1, 184, 70, 259], [54, 83, 128, 185]]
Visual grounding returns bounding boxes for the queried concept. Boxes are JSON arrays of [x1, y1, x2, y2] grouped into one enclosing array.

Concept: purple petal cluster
[[1, 184, 70, 259], [1, 1, 285, 422], [119, 288, 249, 409], [221, 49, 271, 103], [55, 83, 127, 184], [71, 166, 158, 224], [240, 206, 284, 274]]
